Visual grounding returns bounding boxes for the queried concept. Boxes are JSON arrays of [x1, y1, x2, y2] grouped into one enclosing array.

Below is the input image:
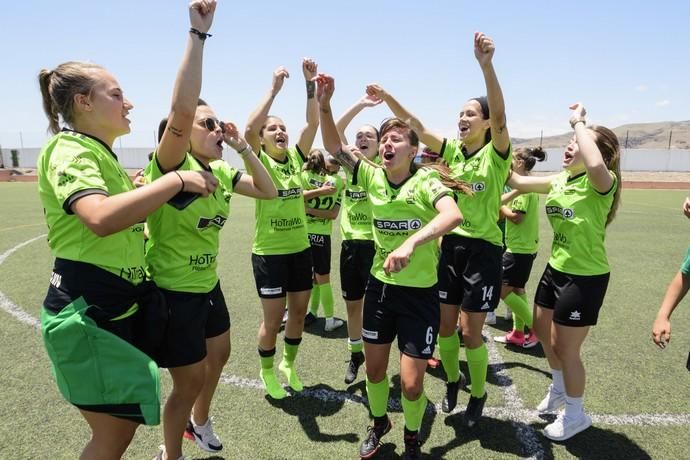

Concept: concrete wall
[[2, 146, 688, 172]]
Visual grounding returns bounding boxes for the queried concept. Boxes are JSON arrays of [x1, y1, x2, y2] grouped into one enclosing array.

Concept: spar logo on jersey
[[277, 187, 302, 199], [345, 190, 368, 201], [197, 215, 227, 230], [309, 178, 325, 188], [471, 181, 486, 193], [546, 206, 575, 219], [374, 218, 422, 233]]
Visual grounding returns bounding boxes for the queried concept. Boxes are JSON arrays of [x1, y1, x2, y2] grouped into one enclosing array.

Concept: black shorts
[[251, 247, 313, 298], [502, 251, 537, 288], [308, 233, 332, 275], [534, 264, 610, 327], [158, 281, 231, 368], [340, 239, 376, 301], [437, 235, 503, 312], [362, 276, 439, 359]]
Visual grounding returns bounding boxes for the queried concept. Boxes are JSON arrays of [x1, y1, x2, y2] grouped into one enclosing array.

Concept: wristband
[[173, 171, 185, 193], [570, 118, 586, 129], [237, 144, 252, 156], [190, 28, 212, 41]]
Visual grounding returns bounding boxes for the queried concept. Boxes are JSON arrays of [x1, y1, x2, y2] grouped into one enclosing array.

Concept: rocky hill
[[513, 120, 690, 149]]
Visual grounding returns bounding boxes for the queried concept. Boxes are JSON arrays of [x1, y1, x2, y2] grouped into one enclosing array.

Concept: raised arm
[[474, 32, 510, 155], [245, 67, 289, 154], [315, 74, 358, 173], [569, 103, 615, 193], [507, 171, 556, 195], [335, 94, 382, 144], [157, 0, 216, 172], [366, 84, 444, 153], [222, 122, 277, 199], [296, 58, 320, 154]]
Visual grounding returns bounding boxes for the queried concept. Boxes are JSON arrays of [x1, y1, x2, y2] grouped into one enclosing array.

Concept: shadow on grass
[[429, 413, 549, 459], [303, 318, 350, 339], [266, 383, 359, 443], [529, 417, 652, 460]]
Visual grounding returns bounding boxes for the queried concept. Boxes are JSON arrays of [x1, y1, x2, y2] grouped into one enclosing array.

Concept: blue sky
[[2, 0, 689, 149]]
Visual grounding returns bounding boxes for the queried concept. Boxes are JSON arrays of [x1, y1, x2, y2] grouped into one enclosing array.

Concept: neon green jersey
[[37, 130, 146, 283], [441, 138, 511, 246], [144, 154, 240, 293], [546, 171, 617, 275], [252, 147, 310, 255], [302, 170, 344, 236], [354, 161, 453, 288], [505, 192, 539, 254], [340, 162, 379, 241]]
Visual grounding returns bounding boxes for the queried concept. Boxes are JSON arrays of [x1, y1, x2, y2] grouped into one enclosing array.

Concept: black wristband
[[190, 28, 212, 41], [174, 171, 185, 193]]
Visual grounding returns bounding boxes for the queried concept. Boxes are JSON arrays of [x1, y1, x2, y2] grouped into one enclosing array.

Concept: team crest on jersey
[[405, 188, 417, 204], [545, 206, 575, 219], [276, 164, 296, 178], [197, 215, 227, 229], [471, 181, 486, 192]]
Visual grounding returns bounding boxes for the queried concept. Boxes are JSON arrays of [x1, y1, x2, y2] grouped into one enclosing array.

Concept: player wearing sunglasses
[[143, 4, 276, 457]]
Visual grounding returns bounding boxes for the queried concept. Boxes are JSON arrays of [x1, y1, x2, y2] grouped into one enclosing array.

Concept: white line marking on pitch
[[485, 327, 545, 459], [0, 234, 46, 329], [2, 235, 690, 435]]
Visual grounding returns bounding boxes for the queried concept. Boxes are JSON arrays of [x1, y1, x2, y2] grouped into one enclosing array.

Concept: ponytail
[[420, 162, 473, 196], [37, 61, 103, 134], [515, 146, 547, 173], [38, 69, 60, 134]]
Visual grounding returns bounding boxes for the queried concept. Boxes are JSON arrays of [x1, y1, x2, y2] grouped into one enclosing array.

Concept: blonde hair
[[38, 61, 104, 134]]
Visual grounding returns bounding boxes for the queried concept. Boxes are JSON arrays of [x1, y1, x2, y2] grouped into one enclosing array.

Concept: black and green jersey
[[302, 170, 344, 236], [144, 154, 240, 293], [37, 130, 146, 283], [545, 171, 617, 275], [252, 147, 310, 255], [354, 161, 453, 288], [505, 192, 539, 254], [441, 138, 511, 247]]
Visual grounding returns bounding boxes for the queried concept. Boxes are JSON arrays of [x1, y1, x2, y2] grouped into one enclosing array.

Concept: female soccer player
[[36, 4, 217, 459], [302, 149, 345, 331], [145, 7, 275, 459], [366, 32, 511, 426], [244, 60, 320, 399], [494, 147, 546, 348], [333, 94, 382, 383], [317, 73, 468, 460], [509, 103, 621, 441]]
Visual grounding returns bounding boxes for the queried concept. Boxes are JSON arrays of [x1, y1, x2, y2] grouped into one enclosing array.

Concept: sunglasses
[[200, 118, 226, 133]]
